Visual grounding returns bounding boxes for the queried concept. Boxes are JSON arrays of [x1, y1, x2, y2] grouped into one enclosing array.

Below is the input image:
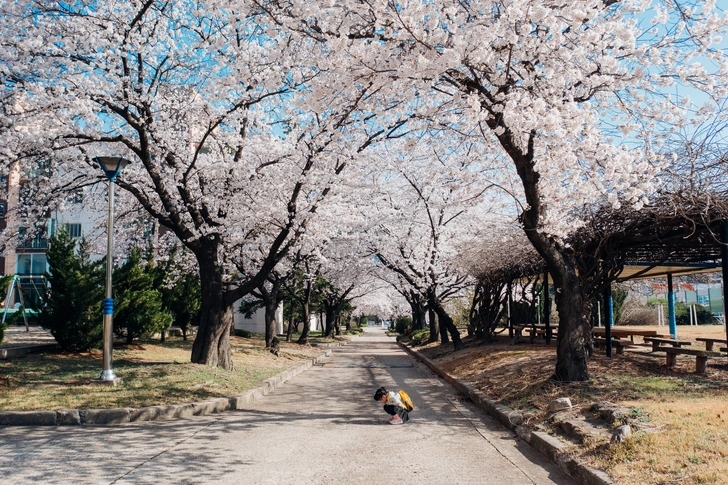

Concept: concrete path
[[0, 327, 576, 484]]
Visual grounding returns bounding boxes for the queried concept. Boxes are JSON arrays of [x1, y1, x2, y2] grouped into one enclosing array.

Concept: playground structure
[[1, 275, 46, 331]]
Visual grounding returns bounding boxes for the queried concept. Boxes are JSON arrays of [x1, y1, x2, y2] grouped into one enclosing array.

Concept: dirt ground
[[412, 324, 728, 485]]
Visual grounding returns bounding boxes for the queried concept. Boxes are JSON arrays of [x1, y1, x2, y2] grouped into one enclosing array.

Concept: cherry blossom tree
[[314, 236, 384, 337], [1, 1, 410, 369], [356, 135, 502, 350], [264, 0, 728, 380], [6, 1, 727, 381]]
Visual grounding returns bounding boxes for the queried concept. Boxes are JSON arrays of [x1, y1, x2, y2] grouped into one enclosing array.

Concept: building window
[[71, 189, 83, 204], [0, 202, 5, 218], [31, 254, 47, 275], [18, 254, 32, 275], [63, 223, 82, 238], [17, 254, 49, 276]]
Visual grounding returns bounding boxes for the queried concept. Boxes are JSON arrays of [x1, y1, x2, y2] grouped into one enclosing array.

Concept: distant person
[[373, 386, 413, 425]]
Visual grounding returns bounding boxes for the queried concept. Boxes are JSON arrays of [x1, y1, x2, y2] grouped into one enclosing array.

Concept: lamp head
[[94, 157, 131, 181]]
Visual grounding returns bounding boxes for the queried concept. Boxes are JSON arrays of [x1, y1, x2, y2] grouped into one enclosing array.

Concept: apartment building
[[1, 160, 98, 307]]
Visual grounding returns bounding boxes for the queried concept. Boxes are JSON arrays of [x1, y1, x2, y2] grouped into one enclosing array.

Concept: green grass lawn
[[0, 334, 342, 411]]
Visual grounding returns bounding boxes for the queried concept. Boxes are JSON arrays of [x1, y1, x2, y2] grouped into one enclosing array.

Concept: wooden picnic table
[[696, 337, 728, 351], [592, 328, 661, 342]]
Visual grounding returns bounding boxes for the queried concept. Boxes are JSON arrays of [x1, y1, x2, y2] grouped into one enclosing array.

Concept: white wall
[[234, 302, 284, 335]]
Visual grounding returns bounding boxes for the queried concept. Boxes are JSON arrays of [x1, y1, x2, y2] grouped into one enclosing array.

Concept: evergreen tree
[[144, 242, 173, 342], [166, 270, 201, 341], [40, 229, 103, 351], [113, 247, 172, 344], [150, 244, 201, 341]]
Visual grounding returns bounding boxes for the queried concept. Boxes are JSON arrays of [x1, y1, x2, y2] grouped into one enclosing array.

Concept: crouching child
[[374, 386, 414, 425]]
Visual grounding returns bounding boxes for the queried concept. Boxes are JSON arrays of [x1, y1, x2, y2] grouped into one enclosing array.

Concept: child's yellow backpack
[[398, 390, 414, 412]]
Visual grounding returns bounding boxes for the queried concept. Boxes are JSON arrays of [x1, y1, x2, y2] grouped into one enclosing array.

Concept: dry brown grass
[[0, 335, 343, 411], [596, 398, 728, 485], [413, 324, 728, 485]]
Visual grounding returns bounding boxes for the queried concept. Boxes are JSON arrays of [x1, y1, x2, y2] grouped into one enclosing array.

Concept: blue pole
[[667, 274, 677, 339], [604, 285, 613, 357], [99, 179, 117, 381], [608, 290, 614, 327]]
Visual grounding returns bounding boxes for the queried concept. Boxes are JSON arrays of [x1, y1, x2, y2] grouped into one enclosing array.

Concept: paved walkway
[[0, 327, 576, 484]]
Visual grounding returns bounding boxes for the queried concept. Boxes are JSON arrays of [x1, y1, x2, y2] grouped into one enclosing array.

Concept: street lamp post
[[93, 157, 131, 382]]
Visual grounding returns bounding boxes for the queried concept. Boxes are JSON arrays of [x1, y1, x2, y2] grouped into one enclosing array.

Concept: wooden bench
[[523, 326, 550, 343], [593, 337, 635, 355], [696, 337, 728, 351], [510, 325, 527, 343], [643, 337, 692, 352], [511, 324, 555, 344], [663, 348, 723, 374]]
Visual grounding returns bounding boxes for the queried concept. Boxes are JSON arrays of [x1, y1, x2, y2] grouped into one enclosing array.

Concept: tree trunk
[[258, 280, 282, 348], [429, 296, 463, 351], [263, 298, 277, 348], [550, 259, 590, 381], [297, 301, 311, 344], [296, 281, 313, 345], [414, 296, 427, 330], [191, 243, 234, 370], [286, 300, 295, 342], [433, 307, 448, 345], [405, 294, 426, 334], [427, 305, 439, 342], [324, 302, 336, 338], [467, 286, 478, 338], [508, 128, 590, 382]]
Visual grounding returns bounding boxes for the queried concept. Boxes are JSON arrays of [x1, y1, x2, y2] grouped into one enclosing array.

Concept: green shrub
[[147, 244, 200, 341], [675, 302, 714, 325], [113, 247, 172, 344], [40, 230, 104, 351], [612, 287, 629, 325], [235, 329, 253, 338], [163, 269, 200, 341], [410, 329, 430, 346], [395, 316, 412, 334]]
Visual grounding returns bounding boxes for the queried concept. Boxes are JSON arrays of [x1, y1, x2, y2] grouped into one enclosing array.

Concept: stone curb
[[0, 343, 344, 427], [398, 342, 614, 485]]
